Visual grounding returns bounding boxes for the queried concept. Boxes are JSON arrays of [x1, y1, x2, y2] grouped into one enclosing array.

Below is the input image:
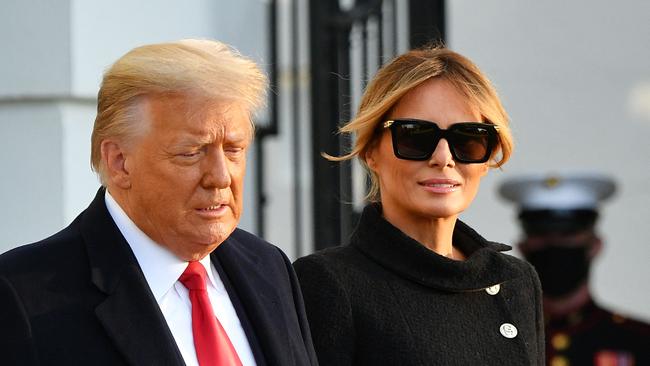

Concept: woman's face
[[366, 78, 490, 223]]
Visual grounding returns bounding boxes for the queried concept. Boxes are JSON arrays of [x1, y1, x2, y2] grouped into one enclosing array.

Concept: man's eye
[[179, 151, 201, 158], [225, 147, 245, 154]]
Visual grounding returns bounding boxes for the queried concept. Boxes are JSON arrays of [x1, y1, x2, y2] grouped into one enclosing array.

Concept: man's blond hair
[[90, 39, 267, 185]]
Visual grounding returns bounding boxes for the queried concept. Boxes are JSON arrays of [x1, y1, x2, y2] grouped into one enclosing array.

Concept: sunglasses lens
[[393, 122, 438, 159], [449, 125, 492, 162]]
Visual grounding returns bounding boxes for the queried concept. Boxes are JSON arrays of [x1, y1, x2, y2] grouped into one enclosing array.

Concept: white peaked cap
[[498, 173, 616, 211]]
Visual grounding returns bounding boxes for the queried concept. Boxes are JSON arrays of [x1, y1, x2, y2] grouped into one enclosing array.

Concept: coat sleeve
[[0, 275, 39, 366], [526, 262, 546, 366], [293, 255, 355, 366], [277, 248, 319, 366]]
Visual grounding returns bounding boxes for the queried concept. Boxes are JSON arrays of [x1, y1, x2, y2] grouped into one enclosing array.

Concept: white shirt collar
[[104, 190, 219, 300]]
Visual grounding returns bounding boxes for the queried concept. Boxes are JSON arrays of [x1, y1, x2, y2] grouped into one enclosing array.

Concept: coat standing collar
[[351, 204, 524, 292]]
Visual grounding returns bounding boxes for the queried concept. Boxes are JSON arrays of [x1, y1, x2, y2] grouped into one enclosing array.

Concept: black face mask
[[524, 244, 591, 298]]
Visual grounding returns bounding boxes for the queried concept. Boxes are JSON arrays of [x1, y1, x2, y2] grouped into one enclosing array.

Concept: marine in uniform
[[499, 173, 650, 366]]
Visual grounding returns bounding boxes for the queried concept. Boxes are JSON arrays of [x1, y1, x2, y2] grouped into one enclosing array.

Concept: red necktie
[[179, 261, 243, 366]]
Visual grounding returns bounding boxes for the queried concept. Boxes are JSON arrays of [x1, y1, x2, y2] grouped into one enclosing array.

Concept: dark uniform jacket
[[546, 299, 650, 365], [294, 204, 545, 366], [0, 188, 318, 366]]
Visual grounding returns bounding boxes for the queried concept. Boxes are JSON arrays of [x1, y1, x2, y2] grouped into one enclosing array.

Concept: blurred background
[[1, 0, 648, 321]]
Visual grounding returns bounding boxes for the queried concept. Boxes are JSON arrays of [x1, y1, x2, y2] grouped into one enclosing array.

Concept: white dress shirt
[[105, 191, 257, 366]]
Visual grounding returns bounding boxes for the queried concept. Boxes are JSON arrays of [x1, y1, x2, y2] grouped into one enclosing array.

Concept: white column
[[0, 0, 98, 249]]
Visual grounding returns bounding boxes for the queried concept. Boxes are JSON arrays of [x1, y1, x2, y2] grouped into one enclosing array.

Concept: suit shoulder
[[0, 221, 82, 274], [227, 228, 297, 269], [230, 227, 272, 246], [229, 228, 281, 254]]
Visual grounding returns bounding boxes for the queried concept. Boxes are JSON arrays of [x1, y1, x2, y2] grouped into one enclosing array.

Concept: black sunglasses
[[383, 118, 499, 163]]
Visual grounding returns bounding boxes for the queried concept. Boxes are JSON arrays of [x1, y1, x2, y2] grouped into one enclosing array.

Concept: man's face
[[518, 231, 597, 254], [518, 230, 600, 298], [119, 94, 252, 260]]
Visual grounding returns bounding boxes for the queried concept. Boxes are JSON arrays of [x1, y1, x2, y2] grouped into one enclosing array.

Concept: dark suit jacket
[[0, 188, 317, 366]]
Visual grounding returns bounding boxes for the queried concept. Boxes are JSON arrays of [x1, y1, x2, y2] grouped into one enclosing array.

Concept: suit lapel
[[81, 188, 185, 366], [214, 234, 293, 366]]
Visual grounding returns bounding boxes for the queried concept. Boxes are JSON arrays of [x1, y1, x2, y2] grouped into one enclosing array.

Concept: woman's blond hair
[[327, 46, 513, 201], [90, 39, 267, 185]]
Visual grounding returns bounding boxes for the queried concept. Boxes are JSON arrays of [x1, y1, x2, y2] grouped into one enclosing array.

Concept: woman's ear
[[479, 162, 490, 177], [101, 139, 132, 189], [365, 146, 378, 172]]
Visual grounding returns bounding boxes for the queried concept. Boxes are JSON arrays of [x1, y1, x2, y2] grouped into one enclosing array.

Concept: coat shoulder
[[292, 245, 370, 297], [0, 218, 84, 275], [294, 245, 360, 263], [293, 245, 360, 275], [496, 250, 540, 279], [228, 228, 289, 261]]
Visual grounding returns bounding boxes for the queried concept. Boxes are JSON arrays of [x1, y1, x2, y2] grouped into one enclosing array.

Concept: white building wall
[[0, 1, 71, 246], [0, 1, 71, 97], [60, 101, 100, 223], [0, 103, 65, 242]]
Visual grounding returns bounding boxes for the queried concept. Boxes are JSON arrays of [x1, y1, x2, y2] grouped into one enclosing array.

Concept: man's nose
[[201, 149, 232, 188], [428, 138, 455, 168]]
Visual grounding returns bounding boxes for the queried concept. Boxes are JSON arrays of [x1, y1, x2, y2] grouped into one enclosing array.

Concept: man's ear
[[588, 236, 603, 259], [101, 139, 132, 189]]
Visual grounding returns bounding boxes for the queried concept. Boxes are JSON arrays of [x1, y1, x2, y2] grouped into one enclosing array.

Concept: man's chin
[[194, 223, 236, 245], [167, 236, 227, 261]]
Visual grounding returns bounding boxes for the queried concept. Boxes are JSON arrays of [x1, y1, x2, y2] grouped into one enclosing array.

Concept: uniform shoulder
[[602, 306, 650, 336]]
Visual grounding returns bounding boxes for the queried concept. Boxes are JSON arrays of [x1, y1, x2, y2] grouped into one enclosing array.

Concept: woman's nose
[[428, 138, 455, 168]]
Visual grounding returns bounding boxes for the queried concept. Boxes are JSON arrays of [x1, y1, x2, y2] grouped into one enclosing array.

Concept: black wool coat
[[294, 204, 545, 366]]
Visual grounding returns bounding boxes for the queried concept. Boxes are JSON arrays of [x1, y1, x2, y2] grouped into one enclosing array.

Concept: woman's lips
[[418, 179, 461, 193]]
